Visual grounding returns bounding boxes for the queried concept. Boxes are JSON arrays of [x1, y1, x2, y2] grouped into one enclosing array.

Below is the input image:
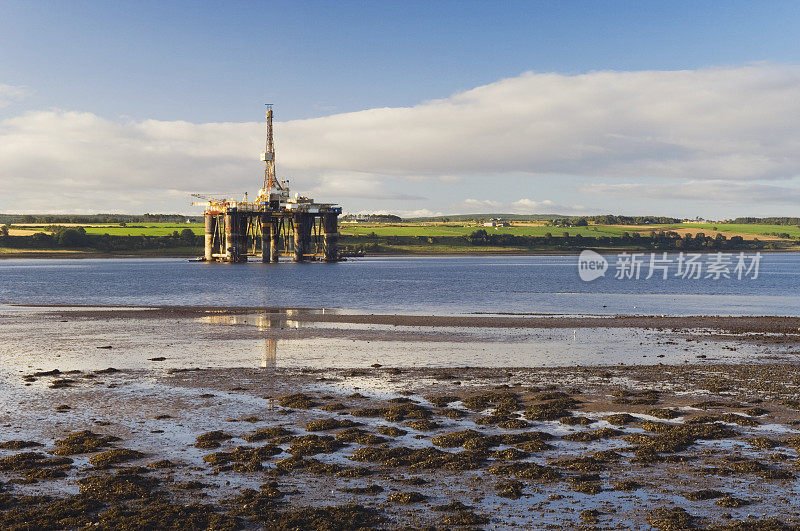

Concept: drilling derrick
[[192, 106, 341, 263]]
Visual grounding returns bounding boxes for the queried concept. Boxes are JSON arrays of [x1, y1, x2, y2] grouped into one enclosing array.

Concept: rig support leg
[[293, 214, 305, 262], [237, 214, 248, 262], [260, 214, 270, 263], [224, 212, 237, 262], [269, 219, 279, 262], [323, 213, 339, 262], [204, 214, 216, 262]]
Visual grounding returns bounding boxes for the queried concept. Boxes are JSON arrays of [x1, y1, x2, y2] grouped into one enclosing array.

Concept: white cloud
[[278, 64, 800, 182], [3, 64, 800, 213], [582, 180, 800, 204], [455, 198, 502, 211], [510, 198, 587, 215], [347, 208, 445, 219], [0, 84, 26, 108], [308, 172, 426, 200]]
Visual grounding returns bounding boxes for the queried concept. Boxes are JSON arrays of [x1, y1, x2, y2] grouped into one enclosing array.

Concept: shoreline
[[2, 247, 799, 259], [9, 304, 800, 334]]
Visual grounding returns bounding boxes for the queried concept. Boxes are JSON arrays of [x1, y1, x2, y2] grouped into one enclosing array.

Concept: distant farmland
[[9, 221, 800, 241]]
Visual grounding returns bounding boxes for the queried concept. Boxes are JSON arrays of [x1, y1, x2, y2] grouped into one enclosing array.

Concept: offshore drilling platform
[[192, 106, 341, 263]]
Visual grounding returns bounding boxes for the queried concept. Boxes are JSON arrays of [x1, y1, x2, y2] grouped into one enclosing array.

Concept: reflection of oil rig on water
[[192, 106, 341, 263]]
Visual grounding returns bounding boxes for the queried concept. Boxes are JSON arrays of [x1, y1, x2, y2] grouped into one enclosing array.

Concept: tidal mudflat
[[1, 307, 800, 528]]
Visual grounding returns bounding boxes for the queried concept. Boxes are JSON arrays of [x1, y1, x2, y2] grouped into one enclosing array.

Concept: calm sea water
[[0, 254, 798, 316]]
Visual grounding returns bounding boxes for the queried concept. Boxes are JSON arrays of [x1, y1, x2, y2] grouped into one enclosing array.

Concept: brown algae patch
[[0, 441, 42, 450], [286, 435, 345, 456], [242, 426, 292, 442], [277, 393, 318, 409], [194, 431, 232, 449], [53, 431, 120, 456], [305, 418, 361, 431], [89, 449, 145, 469], [0, 452, 73, 482], [335, 428, 388, 445]]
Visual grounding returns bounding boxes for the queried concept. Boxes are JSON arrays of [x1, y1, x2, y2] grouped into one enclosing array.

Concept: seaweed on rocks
[[487, 462, 560, 481], [580, 509, 601, 524], [402, 419, 440, 431], [53, 430, 120, 456], [647, 507, 696, 530], [604, 413, 638, 425], [350, 408, 389, 418], [277, 393, 318, 409], [461, 392, 521, 412], [77, 469, 161, 502], [268, 504, 384, 530], [646, 408, 684, 420], [0, 452, 73, 482], [194, 431, 232, 450], [431, 430, 487, 449], [335, 428, 388, 445], [496, 418, 530, 429], [287, 435, 345, 456], [94, 498, 238, 530], [559, 415, 593, 426], [0, 441, 42, 450], [613, 479, 643, 491], [525, 397, 580, 421], [495, 479, 524, 499], [89, 449, 145, 469], [0, 494, 102, 529], [273, 456, 342, 475], [715, 495, 750, 508], [203, 445, 281, 468], [306, 418, 361, 431], [321, 402, 348, 412], [351, 446, 487, 471], [376, 426, 407, 437], [384, 403, 431, 422], [628, 423, 737, 455], [441, 511, 489, 526], [228, 485, 284, 520], [425, 395, 459, 407], [243, 426, 292, 442]]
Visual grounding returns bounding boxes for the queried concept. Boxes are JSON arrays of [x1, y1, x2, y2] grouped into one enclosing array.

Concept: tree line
[[337, 230, 775, 252], [731, 217, 800, 226], [465, 229, 764, 250]]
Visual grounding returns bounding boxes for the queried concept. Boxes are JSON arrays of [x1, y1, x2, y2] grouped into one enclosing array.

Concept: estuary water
[[0, 253, 798, 316]]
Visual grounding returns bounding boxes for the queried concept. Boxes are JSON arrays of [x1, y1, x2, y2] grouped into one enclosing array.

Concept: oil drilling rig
[[192, 106, 341, 263]]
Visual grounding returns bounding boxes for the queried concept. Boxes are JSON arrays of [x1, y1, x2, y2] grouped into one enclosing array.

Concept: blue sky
[[1, 1, 800, 217]]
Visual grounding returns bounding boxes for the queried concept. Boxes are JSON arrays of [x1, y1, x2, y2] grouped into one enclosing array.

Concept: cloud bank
[[1, 65, 800, 213]]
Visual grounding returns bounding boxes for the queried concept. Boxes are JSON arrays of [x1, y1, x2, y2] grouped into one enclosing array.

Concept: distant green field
[[340, 222, 800, 240], [12, 221, 799, 240], [338, 224, 633, 238], [81, 224, 205, 236], [17, 223, 205, 236]]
